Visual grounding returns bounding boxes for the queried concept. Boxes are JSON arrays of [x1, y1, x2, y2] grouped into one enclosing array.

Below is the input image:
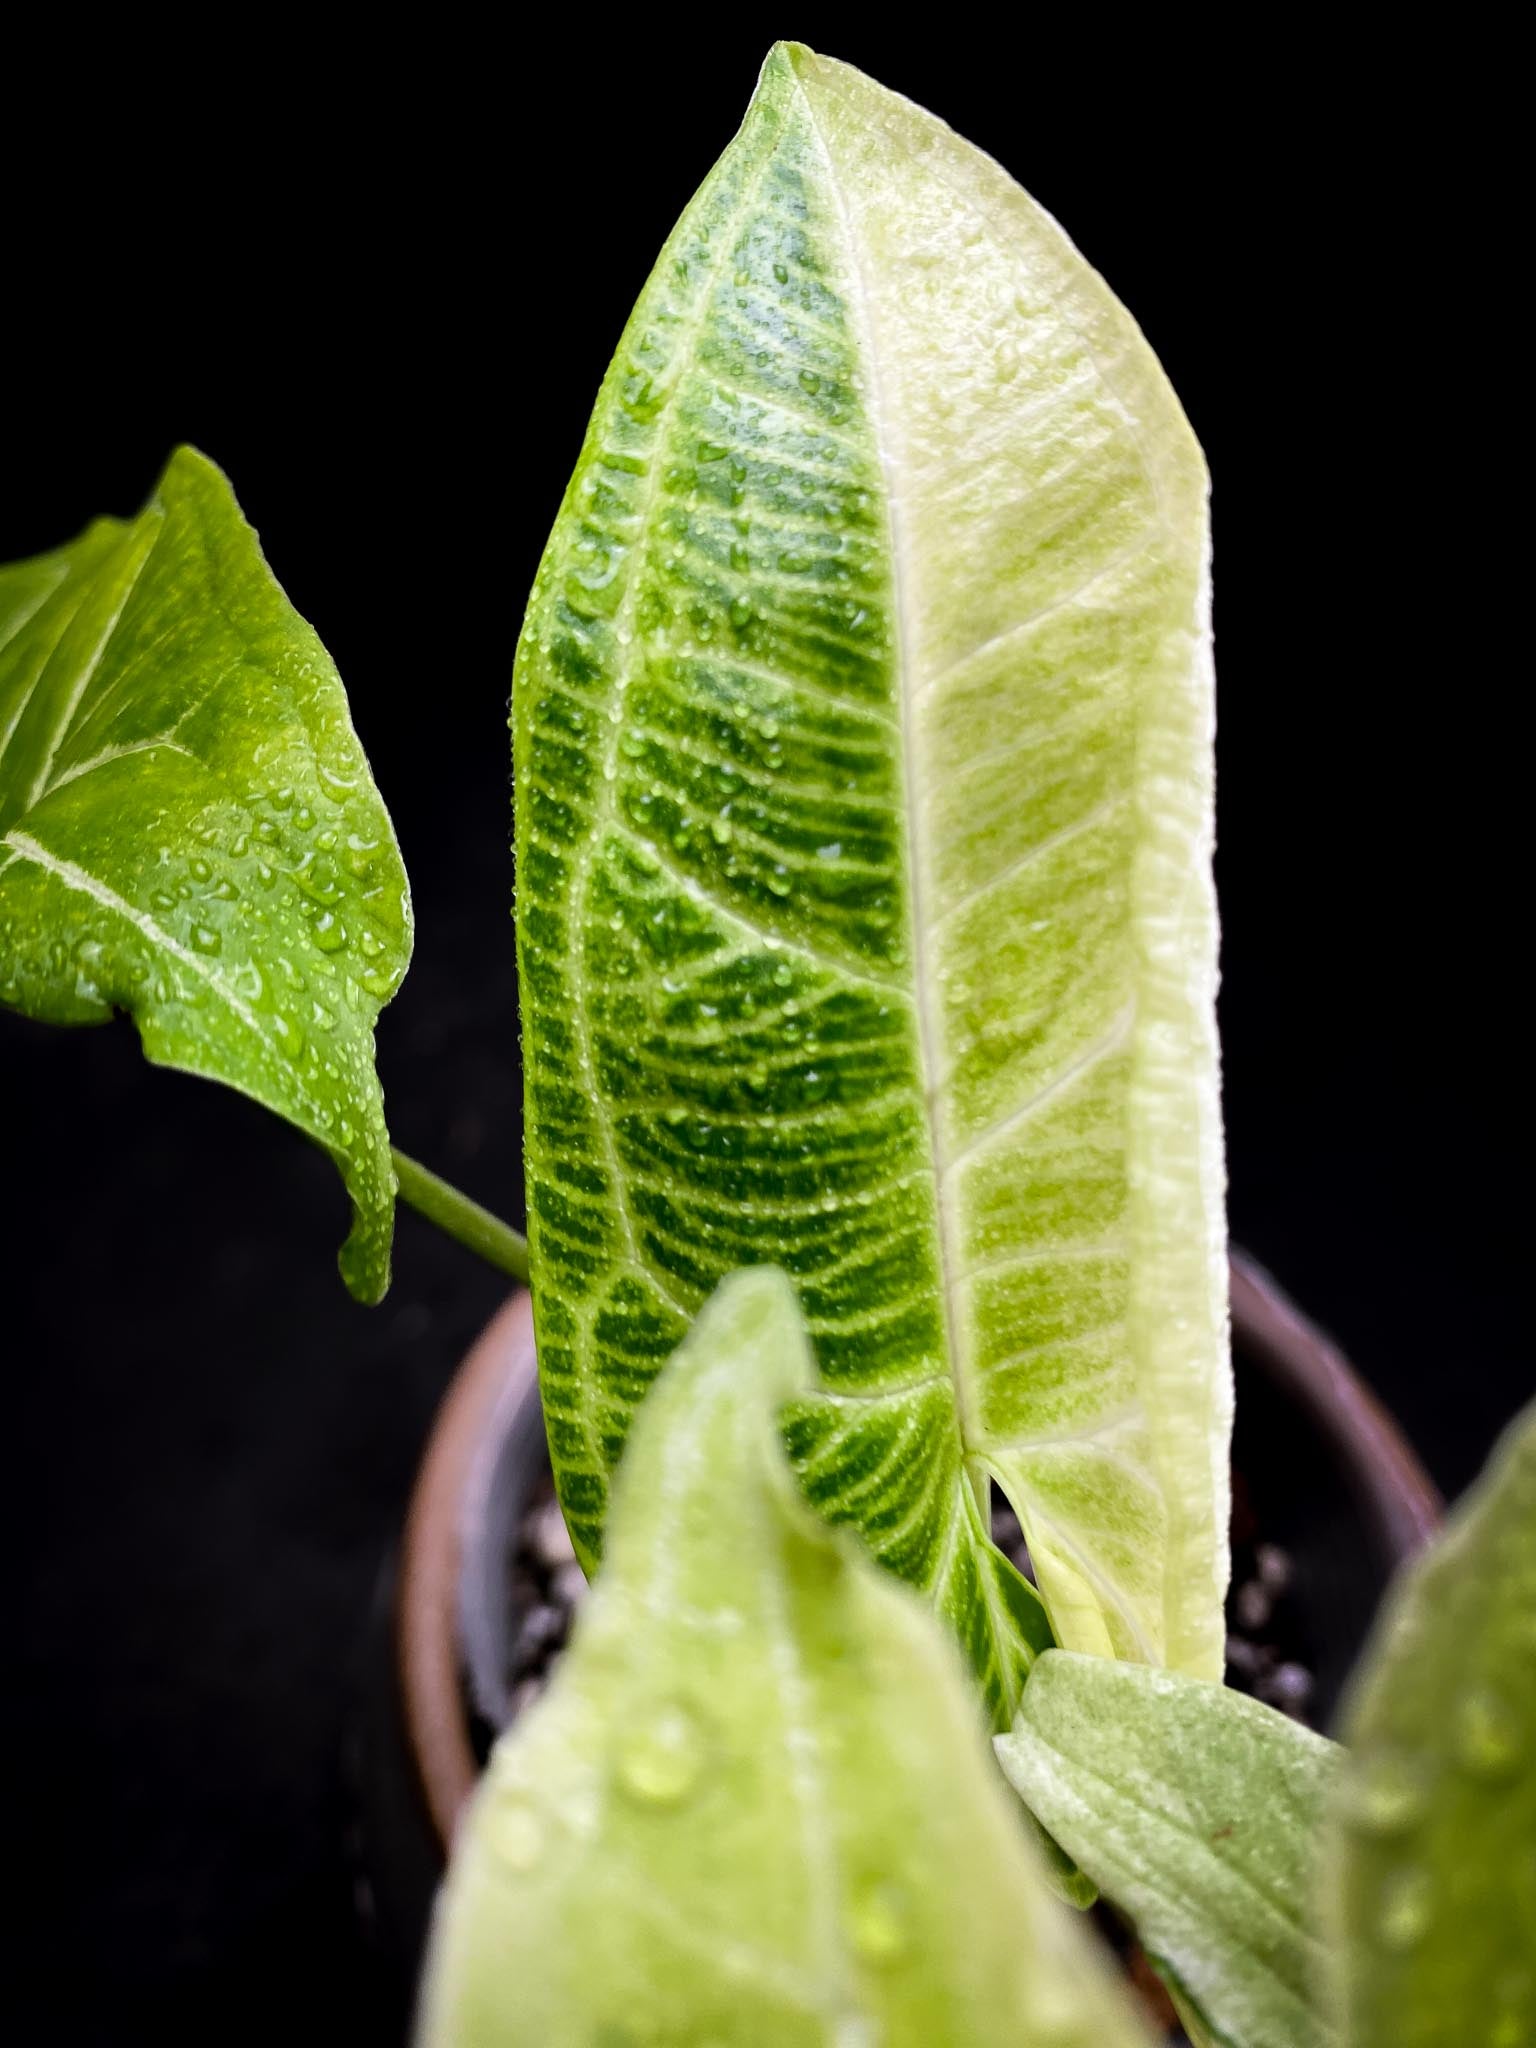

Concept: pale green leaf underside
[[418, 1268, 1152, 2048], [514, 41, 1229, 1709], [1328, 1397, 1536, 2046], [0, 449, 411, 1300], [998, 1652, 1342, 2048]]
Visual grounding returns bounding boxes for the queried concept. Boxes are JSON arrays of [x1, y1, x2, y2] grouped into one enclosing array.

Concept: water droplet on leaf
[[1349, 1750, 1428, 1836], [488, 1797, 545, 1875], [1376, 1865, 1433, 1952], [848, 1878, 910, 1966], [1456, 1687, 1523, 1780], [617, 1700, 706, 1807]]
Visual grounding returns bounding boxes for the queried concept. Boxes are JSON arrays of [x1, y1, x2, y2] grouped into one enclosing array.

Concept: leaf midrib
[[795, 73, 1210, 1638], [789, 71, 979, 1476], [0, 825, 327, 1098], [617, 1337, 855, 2023], [2, 826, 267, 1045]]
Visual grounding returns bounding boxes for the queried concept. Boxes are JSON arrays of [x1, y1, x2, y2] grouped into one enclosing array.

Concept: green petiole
[[391, 1148, 529, 1285]]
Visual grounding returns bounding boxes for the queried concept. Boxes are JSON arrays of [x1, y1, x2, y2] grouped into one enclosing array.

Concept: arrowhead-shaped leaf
[[998, 1652, 1343, 2048], [514, 41, 1229, 1713], [1327, 1397, 1536, 2046], [418, 1267, 1153, 2048], [0, 448, 411, 1300]]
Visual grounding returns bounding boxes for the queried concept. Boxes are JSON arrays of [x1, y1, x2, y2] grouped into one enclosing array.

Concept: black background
[[2, 24, 1523, 2045]]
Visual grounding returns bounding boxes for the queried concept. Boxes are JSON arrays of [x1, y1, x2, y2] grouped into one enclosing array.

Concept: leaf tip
[[756, 38, 818, 103], [683, 1264, 811, 1403], [150, 442, 240, 521], [338, 1233, 392, 1307]]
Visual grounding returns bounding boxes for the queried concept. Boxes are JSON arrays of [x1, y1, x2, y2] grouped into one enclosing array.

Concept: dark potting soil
[[468, 1459, 1315, 2048]]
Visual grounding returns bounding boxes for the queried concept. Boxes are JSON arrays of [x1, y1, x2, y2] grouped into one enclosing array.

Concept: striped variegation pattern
[[514, 43, 1229, 1712]]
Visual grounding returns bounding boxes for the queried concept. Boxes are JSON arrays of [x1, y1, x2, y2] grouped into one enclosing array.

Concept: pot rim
[[1228, 1249, 1441, 1558], [396, 1253, 1441, 1856], [396, 1290, 537, 1853]]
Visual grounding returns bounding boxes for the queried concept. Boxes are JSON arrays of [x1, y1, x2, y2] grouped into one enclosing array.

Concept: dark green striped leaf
[[514, 42, 1228, 1717]]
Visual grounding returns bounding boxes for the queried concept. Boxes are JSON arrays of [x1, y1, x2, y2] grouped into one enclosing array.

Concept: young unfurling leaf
[[418, 1269, 1151, 2047]]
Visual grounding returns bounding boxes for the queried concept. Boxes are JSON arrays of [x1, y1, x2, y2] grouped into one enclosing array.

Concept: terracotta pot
[[396, 1290, 541, 1856], [369, 1250, 1440, 1963]]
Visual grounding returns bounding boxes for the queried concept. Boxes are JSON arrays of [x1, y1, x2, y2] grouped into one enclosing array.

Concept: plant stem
[[391, 1148, 530, 1284]]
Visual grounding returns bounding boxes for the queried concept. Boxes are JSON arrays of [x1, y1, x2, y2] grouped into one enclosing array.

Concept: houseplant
[[2, 37, 1526, 2048], [375, 1244, 1440, 1980]]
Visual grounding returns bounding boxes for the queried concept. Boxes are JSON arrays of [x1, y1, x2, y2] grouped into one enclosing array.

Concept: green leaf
[[514, 39, 1229, 1715], [997, 1651, 1342, 2048], [0, 448, 411, 1301], [417, 1267, 1153, 2048], [1165, 1982, 1223, 2048], [1327, 1397, 1536, 2046]]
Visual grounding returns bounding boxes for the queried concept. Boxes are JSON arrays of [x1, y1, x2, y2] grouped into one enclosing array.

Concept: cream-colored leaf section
[[789, 48, 1230, 1677]]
